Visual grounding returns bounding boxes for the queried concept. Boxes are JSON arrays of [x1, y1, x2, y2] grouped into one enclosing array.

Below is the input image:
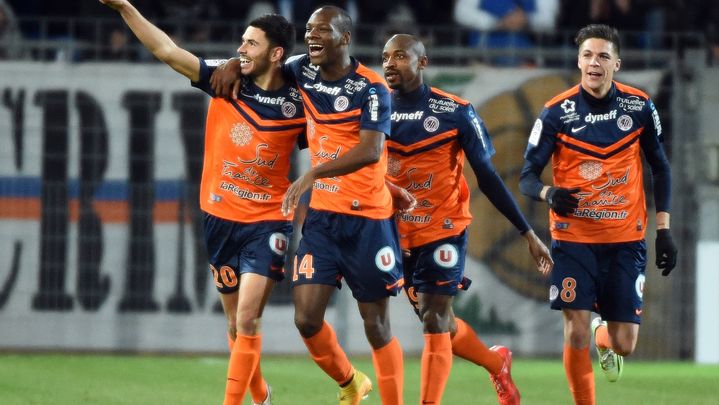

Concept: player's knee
[[294, 314, 322, 338], [420, 309, 450, 334], [612, 340, 636, 356], [566, 328, 591, 349], [235, 315, 261, 335]]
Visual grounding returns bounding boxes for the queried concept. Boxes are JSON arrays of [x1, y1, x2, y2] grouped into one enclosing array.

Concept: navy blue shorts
[[549, 239, 647, 324], [403, 230, 468, 296], [291, 209, 403, 302], [203, 213, 291, 294]]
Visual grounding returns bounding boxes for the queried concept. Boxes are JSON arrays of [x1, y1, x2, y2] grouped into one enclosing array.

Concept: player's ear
[[614, 58, 621, 72], [341, 31, 351, 46], [270, 46, 284, 63], [418, 55, 428, 70]]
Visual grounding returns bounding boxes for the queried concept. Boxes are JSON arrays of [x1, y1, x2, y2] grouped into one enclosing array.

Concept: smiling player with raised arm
[[100, 1, 307, 404]]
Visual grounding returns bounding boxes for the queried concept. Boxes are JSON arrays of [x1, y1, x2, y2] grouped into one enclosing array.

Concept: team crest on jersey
[[433, 244, 459, 268], [375, 246, 396, 272], [269, 233, 288, 255], [281, 101, 297, 118], [423, 116, 440, 133], [578, 160, 603, 181], [230, 122, 253, 146], [334, 96, 350, 112], [387, 156, 401, 177], [635, 274, 645, 299], [617, 114, 633, 131], [561, 99, 576, 114]]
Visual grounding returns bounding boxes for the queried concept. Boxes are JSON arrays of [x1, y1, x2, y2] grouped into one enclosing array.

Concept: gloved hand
[[655, 229, 677, 276], [546, 187, 580, 216]]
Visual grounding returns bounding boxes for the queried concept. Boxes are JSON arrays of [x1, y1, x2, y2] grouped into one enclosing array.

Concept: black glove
[[546, 187, 580, 216], [655, 229, 677, 276]]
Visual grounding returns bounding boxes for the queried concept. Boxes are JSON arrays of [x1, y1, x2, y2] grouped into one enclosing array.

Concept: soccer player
[[382, 34, 553, 405], [100, 2, 306, 404], [519, 24, 678, 404], [212, 6, 405, 405]]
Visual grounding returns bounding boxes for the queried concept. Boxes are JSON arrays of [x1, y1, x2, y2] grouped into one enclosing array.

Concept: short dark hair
[[248, 14, 295, 61], [316, 5, 353, 35], [575, 24, 621, 56]]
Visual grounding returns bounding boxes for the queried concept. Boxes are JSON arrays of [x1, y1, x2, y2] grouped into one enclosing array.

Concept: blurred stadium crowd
[[0, 0, 718, 64]]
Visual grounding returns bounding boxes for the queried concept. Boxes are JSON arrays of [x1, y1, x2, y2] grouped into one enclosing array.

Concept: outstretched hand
[[282, 173, 315, 217], [523, 230, 553, 276], [655, 229, 678, 276], [386, 181, 416, 214], [210, 58, 243, 99]]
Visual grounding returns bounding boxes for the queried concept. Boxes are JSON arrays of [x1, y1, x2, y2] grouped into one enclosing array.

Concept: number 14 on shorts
[[293, 254, 315, 281]]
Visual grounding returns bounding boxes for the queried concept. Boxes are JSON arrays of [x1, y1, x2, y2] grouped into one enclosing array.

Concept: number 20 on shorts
[[293, 253, 315, 281]]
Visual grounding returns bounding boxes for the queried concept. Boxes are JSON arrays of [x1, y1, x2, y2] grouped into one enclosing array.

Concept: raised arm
[[100, 0, 200, 81]]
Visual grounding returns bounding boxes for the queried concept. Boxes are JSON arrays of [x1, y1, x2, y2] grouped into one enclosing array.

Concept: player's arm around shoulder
[[100, 0, 200, 81]]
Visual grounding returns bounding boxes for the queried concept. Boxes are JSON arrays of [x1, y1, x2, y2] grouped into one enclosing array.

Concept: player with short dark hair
[[100, 1, 306, 404], [520, 23, 678, 404], [382, 33, 553, 405], [212, 5, 406, 405]]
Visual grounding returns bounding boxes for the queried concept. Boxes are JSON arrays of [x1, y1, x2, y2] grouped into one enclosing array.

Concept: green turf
[[1, 354, 717, 404]]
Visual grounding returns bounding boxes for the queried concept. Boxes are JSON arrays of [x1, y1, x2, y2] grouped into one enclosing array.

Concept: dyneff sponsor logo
[[391, 111, 424, 121], [305, 82, 342, 96], [253, 94, 285, 105], [585, 110, 617, 124]]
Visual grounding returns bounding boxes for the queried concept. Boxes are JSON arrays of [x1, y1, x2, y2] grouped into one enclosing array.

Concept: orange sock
[[302, 322, 353, 384], [227, 333, 268, 403], [451, 318, 503, 375], [594, 324, 611, 349], [371, 337, 404, 405], [420, 333, 452, 405], [224, 334, 261, 405], [563, 345, 595, 405], [248, 360, 268, 404]]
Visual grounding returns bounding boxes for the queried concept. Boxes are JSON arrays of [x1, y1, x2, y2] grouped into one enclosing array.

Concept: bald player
[[383, 34, 553, 405]]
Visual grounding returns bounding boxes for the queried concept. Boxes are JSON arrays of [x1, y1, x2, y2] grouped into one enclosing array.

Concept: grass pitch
[[1, 354, 717, 404]]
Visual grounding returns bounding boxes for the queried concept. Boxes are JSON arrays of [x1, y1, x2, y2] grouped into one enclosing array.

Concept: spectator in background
[[659, 0, 719, 64], [558, 0, 643, 32], [0, 0, 22, 59], [454, 0, 558, 65], [99, 26, 140, 61]]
